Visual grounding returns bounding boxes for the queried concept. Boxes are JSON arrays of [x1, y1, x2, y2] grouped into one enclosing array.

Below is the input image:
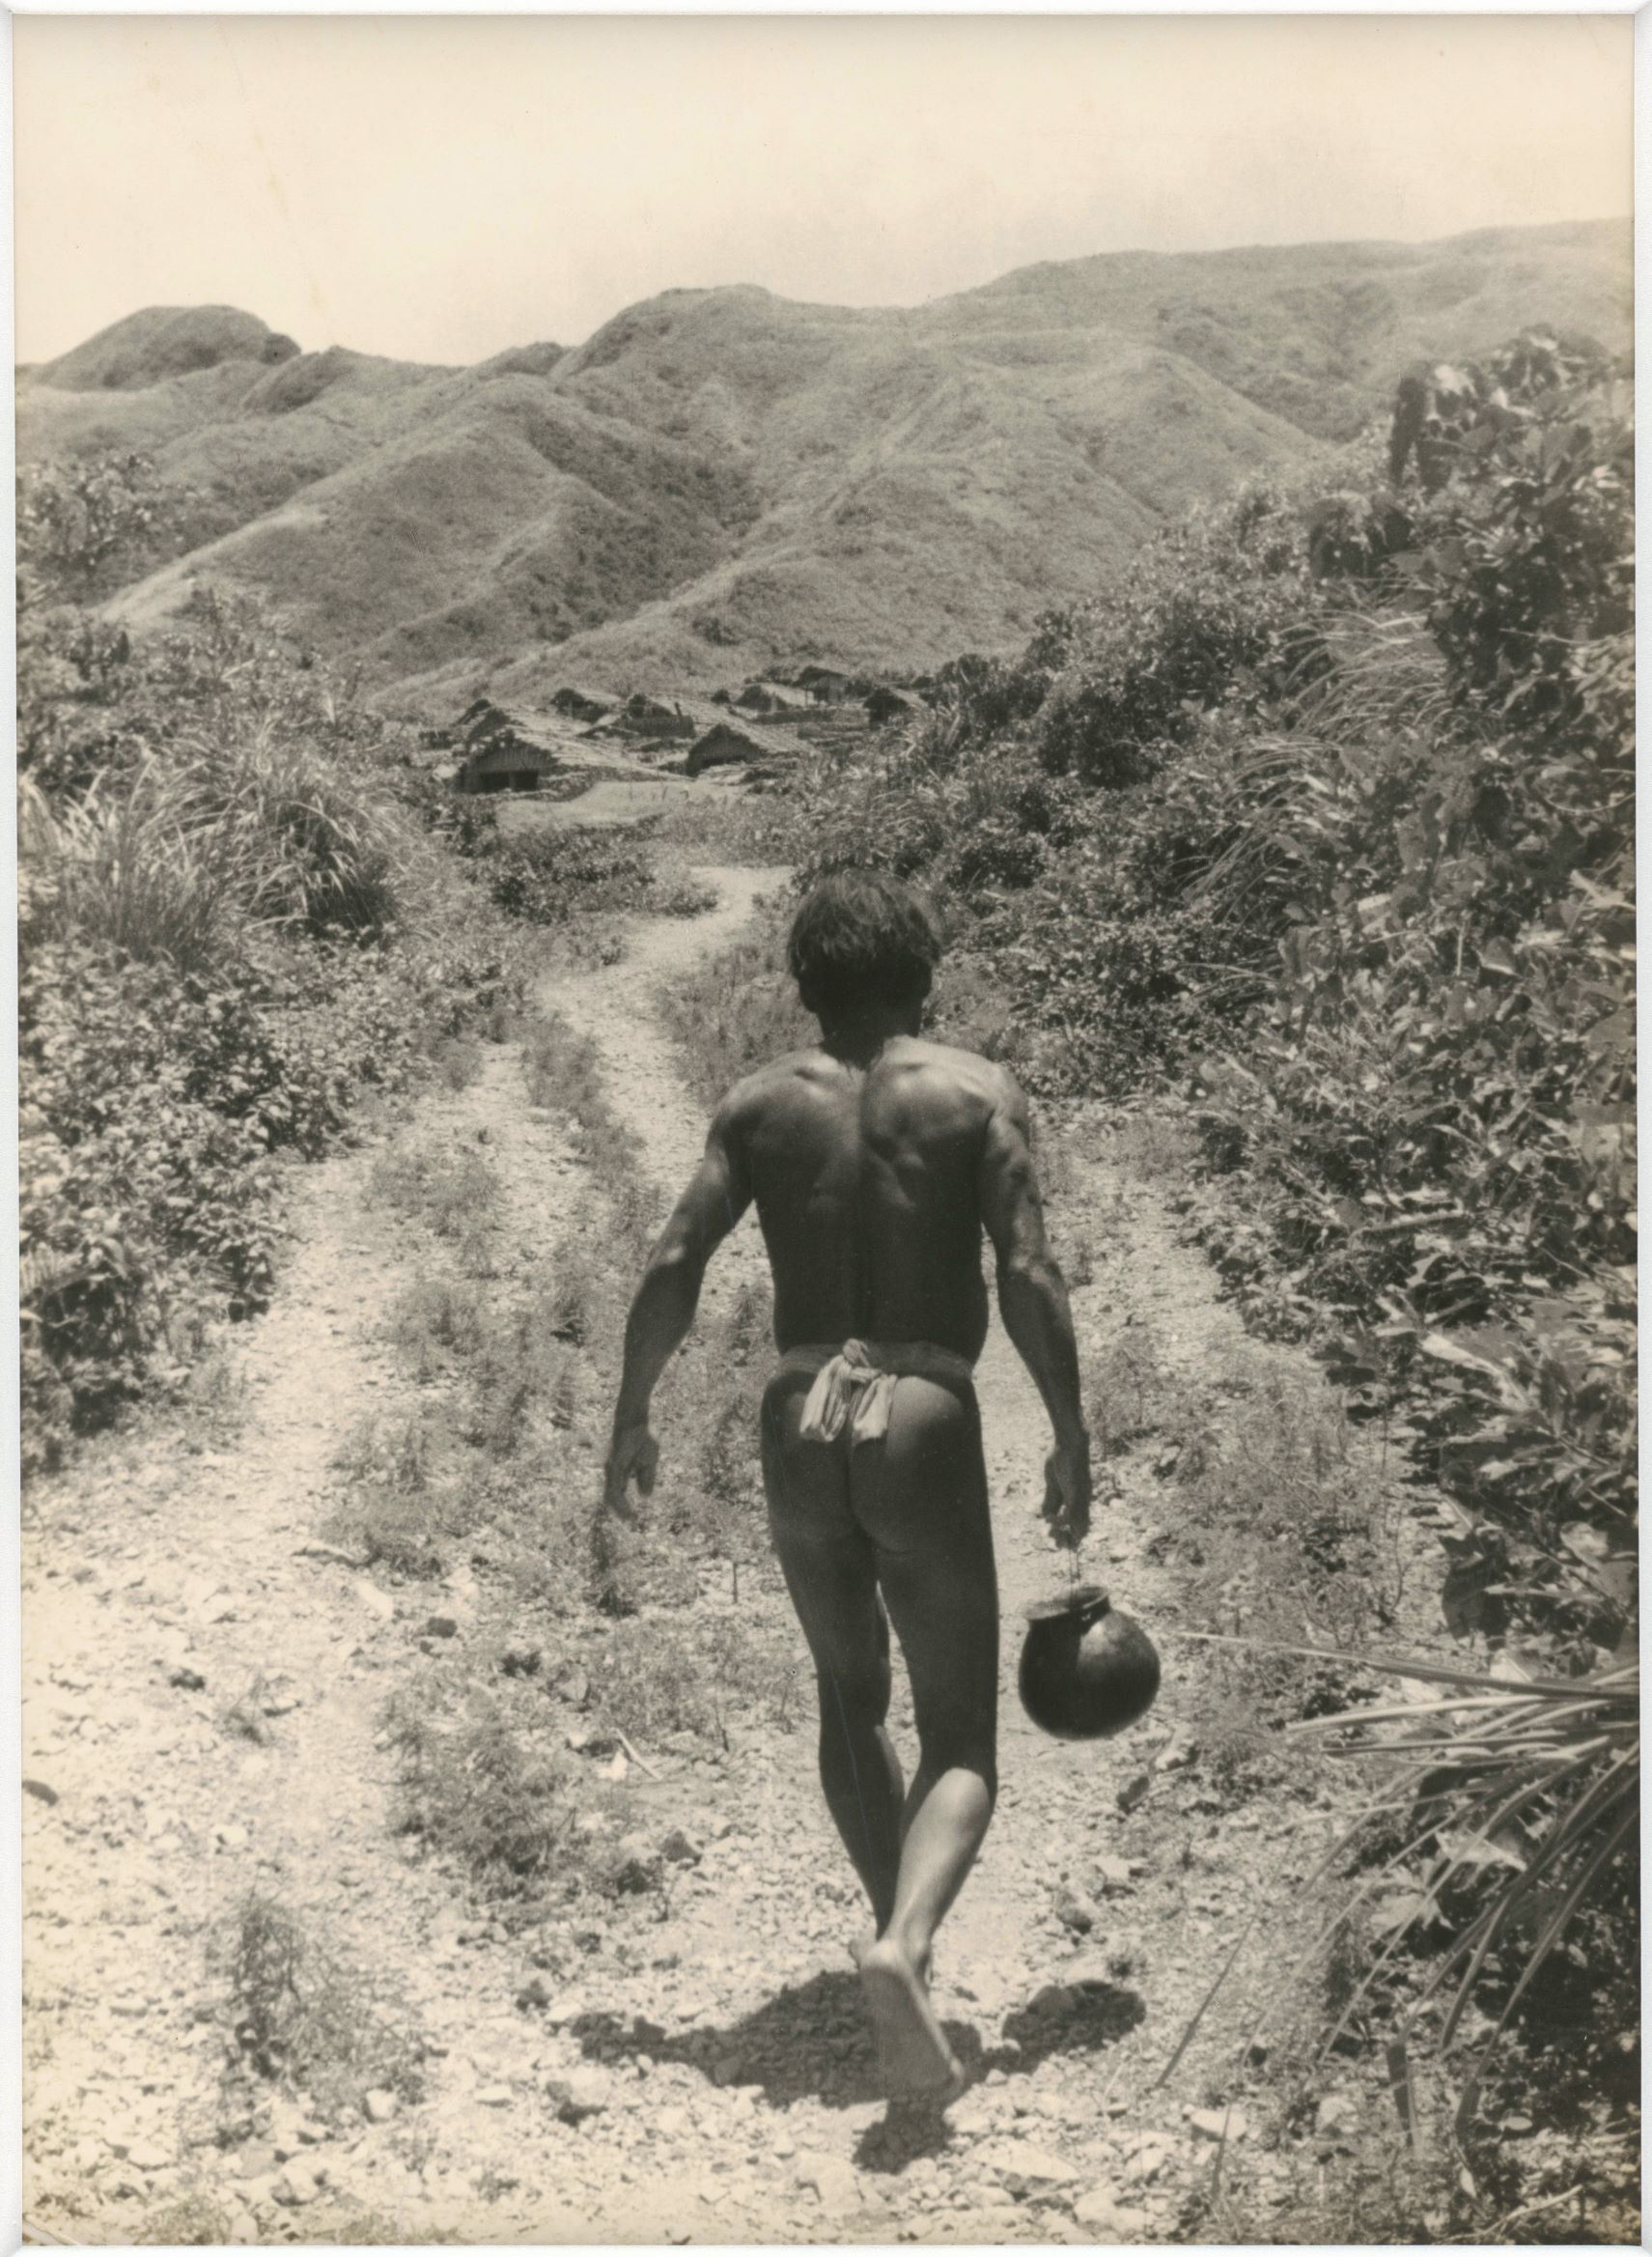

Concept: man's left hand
[[603, 1417, 659, 1519], [1043, 1432, 1092, 1550]]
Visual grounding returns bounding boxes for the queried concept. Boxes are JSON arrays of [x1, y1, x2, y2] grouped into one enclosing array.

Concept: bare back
[[722, 1036, 1005, 1361]]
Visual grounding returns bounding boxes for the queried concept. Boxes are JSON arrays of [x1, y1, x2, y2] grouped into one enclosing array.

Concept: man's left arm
[[603, 1096, 752, 1515]]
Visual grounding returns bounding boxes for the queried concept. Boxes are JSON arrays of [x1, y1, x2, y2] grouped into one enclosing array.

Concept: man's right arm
[[977, 1067, 1092, 1546]]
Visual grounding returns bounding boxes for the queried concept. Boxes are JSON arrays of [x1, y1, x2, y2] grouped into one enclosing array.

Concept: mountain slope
[[20, 219, 1631, 705]]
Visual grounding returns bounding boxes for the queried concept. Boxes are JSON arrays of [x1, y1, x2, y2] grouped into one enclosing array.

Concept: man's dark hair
[[787, 869, 944, 1017]]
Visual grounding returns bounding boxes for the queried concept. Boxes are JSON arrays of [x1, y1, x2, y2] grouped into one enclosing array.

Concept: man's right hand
[[1042, 1432, 1092, 1550], [602, 1416, 659, 1521]]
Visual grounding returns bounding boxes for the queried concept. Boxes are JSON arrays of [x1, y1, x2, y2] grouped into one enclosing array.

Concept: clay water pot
[[1018, 1583, 1162, 1741]]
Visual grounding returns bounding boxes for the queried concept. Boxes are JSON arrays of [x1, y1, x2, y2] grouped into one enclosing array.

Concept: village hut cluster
[[426, 666, 927, 797]]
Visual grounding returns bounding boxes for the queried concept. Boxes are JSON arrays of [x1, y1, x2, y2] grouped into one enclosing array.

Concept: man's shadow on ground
[[572, 1971, 1144, 2170]]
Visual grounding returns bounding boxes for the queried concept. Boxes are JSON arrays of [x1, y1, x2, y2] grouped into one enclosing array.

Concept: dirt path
[[24, 869, 1420, 2245]]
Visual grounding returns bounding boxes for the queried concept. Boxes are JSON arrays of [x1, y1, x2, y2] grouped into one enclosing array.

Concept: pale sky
[[14, 14, 1635, 370]]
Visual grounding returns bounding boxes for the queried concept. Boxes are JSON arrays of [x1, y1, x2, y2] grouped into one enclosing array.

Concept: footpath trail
[[24, 869, 1390, 2246]]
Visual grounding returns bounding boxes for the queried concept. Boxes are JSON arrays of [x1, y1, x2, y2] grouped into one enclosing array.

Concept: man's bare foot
[[852, 1927, 933, 1986], [857, 1937, 964, 2102]]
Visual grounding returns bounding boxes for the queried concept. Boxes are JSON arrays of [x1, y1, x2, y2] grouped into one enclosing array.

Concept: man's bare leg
[[850, 1375, 998, 2099], [761, 1379, 907, 1932], [764, 1370, 996, 2098]]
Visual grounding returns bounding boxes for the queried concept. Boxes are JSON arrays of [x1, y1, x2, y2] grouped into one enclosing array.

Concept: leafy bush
[[440, 807, 659, 925], [1031, 486, 1318, 783], [16, 450, 191, 606], [17, 472, 530, 1469]]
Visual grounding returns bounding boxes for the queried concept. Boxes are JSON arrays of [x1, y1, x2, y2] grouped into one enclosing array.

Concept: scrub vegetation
[[672, 329, 1638, 2193]]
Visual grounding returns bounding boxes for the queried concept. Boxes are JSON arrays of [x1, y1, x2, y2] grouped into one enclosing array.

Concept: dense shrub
[[423, 801, 672, 927], [17, 466, 529, 1470], [1033, 486, 1319, 784], [16, 451, 191, 607]]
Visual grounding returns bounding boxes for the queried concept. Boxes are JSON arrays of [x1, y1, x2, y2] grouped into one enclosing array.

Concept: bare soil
[[24, 870, 1460, 2245]]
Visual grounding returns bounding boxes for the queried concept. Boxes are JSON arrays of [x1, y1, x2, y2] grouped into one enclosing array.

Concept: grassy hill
[[19, 219, 1631, 709]]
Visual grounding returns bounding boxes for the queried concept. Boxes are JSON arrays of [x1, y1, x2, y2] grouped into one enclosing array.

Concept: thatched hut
[[685, 717, 806, 778], [451, 698, 569, 794], [865, 685, 921, 726], [550, 685, 613, 722]]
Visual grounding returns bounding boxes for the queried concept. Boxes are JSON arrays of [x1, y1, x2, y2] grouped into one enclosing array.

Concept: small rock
[[425, 1615, 461, 1640], [1075, 2187, 1149, 2236], [126, 2142, 172, 2172], [546, 2068, 609, 2122], [1159, 1731, 1199, 1772], [21, 1778, 59, 1806], [362, 2090, 398, 2125], [500, 1648, 542, 1678], [1052, 1884, 1100, 1935], [1094, 1855, 1134, 1894], [1023, 1982, 1078, 2021], [516, 1976, 553, 2012], [795, 2153, 861, 2211], [659, 1827, 702, 1867], [259, 1675, 302, 1717], [271, 2164, 319, 2207], [1315, 2092, 1359, 2146], [565, 1726, 619, 1758], [1116, 1770, 1152, 1814], [355, 1581, 395, 1622], [1190, 2105, 1247, 2142], [215, 1822, 250, 1851], [603, 1832, 664, 1895], [655, 2104, 690, 2140], [960, 2204, 1023, 2238], [168, 1667, 209, 1693], [1120, 2134, 1176, 2185], [978, 2139, 1079, 2197], [475, 2085, 514, 2108]]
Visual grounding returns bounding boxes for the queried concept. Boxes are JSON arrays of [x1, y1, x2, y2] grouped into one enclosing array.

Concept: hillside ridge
[[21, 218, 1631, 709]]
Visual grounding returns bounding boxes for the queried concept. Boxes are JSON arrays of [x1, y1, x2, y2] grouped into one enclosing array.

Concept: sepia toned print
[[16, 14, 1636, 2246]]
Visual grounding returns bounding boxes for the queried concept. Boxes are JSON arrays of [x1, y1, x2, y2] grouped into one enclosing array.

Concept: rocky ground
[[23, 867, 1559, 2245]]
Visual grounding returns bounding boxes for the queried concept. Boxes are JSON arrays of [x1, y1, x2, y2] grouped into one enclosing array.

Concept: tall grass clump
[[219, 1892, 424, 2124], [20, 769, 243, 973]]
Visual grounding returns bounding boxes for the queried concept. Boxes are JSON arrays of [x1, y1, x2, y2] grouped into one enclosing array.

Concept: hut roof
[[462, 738, 569, 776], [733, 678, 813, 714], [597, 691, 731, 743], [685, 717, 808, 777], [865, 685, 921, 722], [549, 684, 613, 721]]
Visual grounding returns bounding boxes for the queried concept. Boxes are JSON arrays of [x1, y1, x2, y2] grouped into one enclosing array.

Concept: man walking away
[[604, 870, 1091, 2102]]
